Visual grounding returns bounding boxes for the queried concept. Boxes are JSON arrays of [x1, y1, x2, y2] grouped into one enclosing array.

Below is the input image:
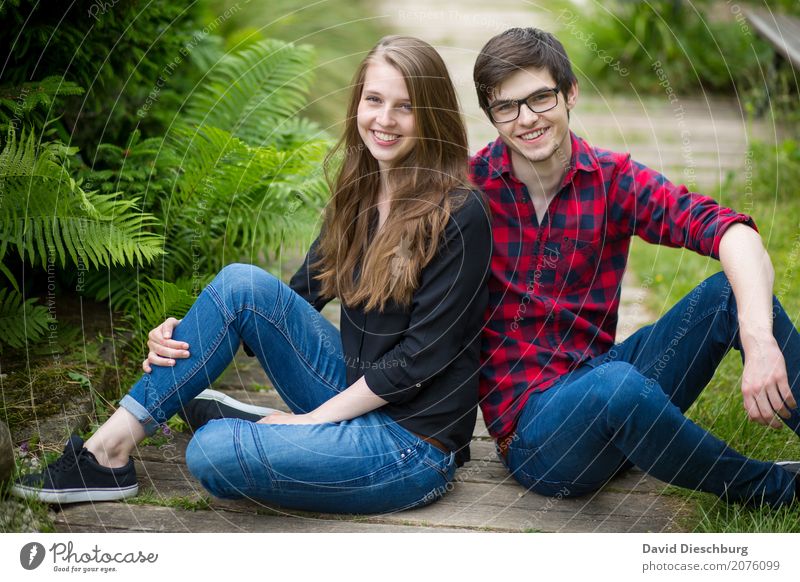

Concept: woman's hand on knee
[[142, 317, 190, 373]]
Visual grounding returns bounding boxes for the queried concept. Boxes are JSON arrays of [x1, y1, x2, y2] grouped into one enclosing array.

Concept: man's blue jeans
[[504, 272, 800, 507], [119, 263, 456, 514]]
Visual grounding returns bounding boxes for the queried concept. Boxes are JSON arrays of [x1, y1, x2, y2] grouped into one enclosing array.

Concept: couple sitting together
[[13, 28, 800, 513]]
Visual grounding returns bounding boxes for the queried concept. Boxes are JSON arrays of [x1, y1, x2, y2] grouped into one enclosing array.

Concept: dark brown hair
[[314, 35, 470, 312], [473, 27, 577, 112]]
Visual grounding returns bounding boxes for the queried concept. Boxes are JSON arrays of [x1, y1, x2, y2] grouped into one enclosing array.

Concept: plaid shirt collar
[[486, 130, 600, 188]]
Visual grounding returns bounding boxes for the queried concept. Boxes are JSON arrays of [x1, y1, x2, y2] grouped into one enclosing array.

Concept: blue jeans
[[504, 272, 800, 507], [120, 263, 456, 514]]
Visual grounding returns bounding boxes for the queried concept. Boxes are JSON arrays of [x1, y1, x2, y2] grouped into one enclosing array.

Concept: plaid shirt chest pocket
[[557, 236, 600, 289]]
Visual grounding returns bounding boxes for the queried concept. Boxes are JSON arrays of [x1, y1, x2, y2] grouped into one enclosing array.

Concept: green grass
[[627, 140, 800, 532], [695, 502, 800, 533], [123, 492, 212, 512], [1, 455, 56, 532]]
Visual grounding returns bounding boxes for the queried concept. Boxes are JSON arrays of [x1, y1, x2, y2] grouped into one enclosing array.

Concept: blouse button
[[401, 453, 406, 458]]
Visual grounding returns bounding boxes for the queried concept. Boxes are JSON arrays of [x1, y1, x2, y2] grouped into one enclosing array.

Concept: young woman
[[13, 35, 492, 514]]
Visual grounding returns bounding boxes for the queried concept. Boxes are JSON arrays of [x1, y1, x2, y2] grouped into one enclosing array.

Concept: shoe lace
[[46, 446, 84, 474]]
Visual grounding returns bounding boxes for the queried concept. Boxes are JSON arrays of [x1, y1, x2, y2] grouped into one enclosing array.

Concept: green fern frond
[[267, 116, 326, 150], [181, 38, 316, 146], [0, 76, 84, 115], [159, 125, 328, 275], [0, 130, 166, 273], [0, 287, 51, 351], [167, 124, 246, 204], [0, 76, 84, 132]]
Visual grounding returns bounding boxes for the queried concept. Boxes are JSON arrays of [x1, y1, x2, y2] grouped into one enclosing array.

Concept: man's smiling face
[[489, 66, 577, 165]]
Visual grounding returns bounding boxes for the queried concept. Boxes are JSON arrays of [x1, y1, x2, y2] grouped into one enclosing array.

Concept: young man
[[470, 27, 800, 507]]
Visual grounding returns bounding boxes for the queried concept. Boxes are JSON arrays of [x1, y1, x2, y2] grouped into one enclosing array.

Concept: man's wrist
[[738, 322, 775, 351]]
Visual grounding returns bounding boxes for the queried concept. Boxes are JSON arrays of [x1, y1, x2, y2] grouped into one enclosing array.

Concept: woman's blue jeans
[[504, 271, 800, 507], [119, 263, 456, 514]]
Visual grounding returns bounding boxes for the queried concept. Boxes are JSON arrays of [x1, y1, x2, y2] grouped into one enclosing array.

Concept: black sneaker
[[777, 461, 800, 500], [777, 461, 800, 480], [177, 388, 277, 431], [10, 435, 138, 504], [777, 462, 800, 478]]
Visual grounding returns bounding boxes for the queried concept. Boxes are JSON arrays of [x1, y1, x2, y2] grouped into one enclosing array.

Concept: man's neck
[[509, 143, 571, 202]]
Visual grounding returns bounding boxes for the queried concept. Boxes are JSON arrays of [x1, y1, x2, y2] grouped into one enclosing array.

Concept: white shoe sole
[[11, 483, 139, 504], [194, 388, 277, 417]]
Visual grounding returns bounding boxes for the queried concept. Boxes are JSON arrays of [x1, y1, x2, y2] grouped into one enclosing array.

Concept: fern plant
[[0, 129, 167, 352], [0, 287, 50, 352], [0, 76, 84, 140], [79, 37, 331, 354], [181, 38, 317, 147], [0, 130, 165, 288], [0, 34, 330, 355]]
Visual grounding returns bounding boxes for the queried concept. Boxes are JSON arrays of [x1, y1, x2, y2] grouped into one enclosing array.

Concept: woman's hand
[[257, 411, 320, 425], [142, 317, 191, 373]]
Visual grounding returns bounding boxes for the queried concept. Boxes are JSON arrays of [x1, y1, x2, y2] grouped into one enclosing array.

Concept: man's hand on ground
[[741, 335, 796, 428]]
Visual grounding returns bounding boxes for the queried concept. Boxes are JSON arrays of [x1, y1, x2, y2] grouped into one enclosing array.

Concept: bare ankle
[[84, 441, 130, 469], [82, 406, 146, 469]]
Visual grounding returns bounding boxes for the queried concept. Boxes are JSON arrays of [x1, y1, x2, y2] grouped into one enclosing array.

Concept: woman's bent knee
[[212, 263, 281, 313]]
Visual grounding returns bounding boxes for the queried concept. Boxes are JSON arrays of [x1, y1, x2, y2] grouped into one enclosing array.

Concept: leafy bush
[[0, 0, 195, 152], [75, 38, 330, 348], [1, 6, 331, 356], [558, 0, 773, 96], [0, 129, 164, 350]]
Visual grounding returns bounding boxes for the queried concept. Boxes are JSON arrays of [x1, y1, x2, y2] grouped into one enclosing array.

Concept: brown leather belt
[[411, 431, 448, 454], [496, 434, 515, 461]]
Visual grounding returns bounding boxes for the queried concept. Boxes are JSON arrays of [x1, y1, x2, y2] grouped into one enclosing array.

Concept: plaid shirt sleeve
[[608, 155, 757, 258]]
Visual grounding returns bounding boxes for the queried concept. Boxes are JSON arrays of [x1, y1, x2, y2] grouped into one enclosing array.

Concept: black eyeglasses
[[487, 87, 560, 123]]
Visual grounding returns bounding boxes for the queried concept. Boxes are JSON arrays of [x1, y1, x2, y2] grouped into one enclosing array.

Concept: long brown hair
[[314, 35, 470, 312]]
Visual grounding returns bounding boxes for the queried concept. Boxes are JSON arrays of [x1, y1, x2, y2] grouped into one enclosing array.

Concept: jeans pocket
[[420, 449, 455, 482]]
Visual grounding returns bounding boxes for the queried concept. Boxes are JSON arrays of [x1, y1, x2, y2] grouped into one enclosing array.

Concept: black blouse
[[248, 189, 491, 466]]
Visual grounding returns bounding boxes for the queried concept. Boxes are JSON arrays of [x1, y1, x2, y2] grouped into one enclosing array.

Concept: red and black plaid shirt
[[470, 132, 757, 442]]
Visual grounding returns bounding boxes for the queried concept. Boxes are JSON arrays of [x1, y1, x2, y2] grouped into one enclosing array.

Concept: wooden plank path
[[745, 8, 800, 70], [53, 356, 689, 533]]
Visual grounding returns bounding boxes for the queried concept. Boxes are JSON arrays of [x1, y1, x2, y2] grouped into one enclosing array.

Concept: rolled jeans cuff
[[119, 394, 161, 436]]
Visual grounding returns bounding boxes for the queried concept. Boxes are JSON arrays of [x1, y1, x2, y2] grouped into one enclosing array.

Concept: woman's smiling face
[[357, 59, 417, 170]]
